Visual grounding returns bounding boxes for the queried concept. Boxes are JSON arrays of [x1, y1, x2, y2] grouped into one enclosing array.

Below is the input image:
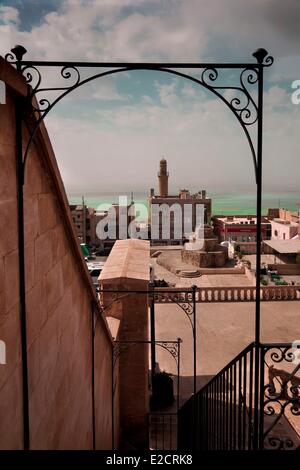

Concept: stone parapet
[[99, 239, 150, 449]]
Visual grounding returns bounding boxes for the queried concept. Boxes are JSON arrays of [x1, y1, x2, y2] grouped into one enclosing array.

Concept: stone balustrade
[[154, 285, 300, 303]]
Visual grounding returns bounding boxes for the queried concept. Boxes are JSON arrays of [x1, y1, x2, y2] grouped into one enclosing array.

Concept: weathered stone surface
[[38, 194, 58, 235], [182, 248, 227, 268], [26, 278, 47, 347], [24, 148, 49, 196], [27, 336, 40, 394], [0, 95, 17, 147], [34, 230, 54, 281], [61, 251, 73, 289], [0, 305, 21, 399], [4, 249, 19, 312], [39, 312, 59, 376], [0, 200, 18, 256], [182, 224, 228, 268], [1, 60, 115, 451], [0, 144, 16, 199], [100, 239, 150, 449], [25, 242, 35, 293], [0, 367, 23, 450], [24, 196, 39, 242], [51, 225, 68, 265], [0, 255, 4, 292], [46, 261, 64, 313]]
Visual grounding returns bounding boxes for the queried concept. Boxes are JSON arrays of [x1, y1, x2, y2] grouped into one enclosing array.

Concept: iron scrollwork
[[156, 339, 182, 366], [200, 66, 258, 126], [5, 45, 273, 181], [154, 290, 194, 331], [263, 345, 300, 450], [113, 339, 181, 368]]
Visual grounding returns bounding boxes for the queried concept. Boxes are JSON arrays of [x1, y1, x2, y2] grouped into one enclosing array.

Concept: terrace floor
[[152, 257, 253, 288]]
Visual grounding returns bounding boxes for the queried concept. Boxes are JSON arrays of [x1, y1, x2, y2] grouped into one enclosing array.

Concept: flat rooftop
[[150, 196, 211, 201], [264, 239, 300, 254], [215, 216, 269, 224], [272, 218, 299, 227]]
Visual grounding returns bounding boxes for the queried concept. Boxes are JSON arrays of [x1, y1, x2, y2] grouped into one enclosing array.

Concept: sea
[[68, 191, 300, 221]]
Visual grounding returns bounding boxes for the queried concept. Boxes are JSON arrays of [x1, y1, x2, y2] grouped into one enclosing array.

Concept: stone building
[[148, 158, 212, 245], [270, 218, 299, 240], [182, 224, 228, 268], [70, 202, 135, 253], [213, 215, 271, 243], [70, 203, 97, 246], [268, 207, 300, 224]]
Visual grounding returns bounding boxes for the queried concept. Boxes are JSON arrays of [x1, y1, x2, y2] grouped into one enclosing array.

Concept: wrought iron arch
[[6, 45, 273, 182], [4, 45, 273, 451]]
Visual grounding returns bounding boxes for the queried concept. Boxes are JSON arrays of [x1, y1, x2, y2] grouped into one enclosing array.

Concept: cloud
[[181, 83, 196, 97], [155, 80, 178, 106], [43, 79, 300, 193], [0, 0, 299, 194], [0, 6, 19, 25], [265, 86, 290, 109]]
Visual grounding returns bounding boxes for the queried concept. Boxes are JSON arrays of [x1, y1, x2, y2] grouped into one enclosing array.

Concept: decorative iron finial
[[253, 48, 268, 64], [11, 44, 27, 62], [252, 48, 273, 67]]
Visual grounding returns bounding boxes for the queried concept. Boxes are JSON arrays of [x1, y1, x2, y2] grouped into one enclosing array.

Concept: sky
[[0, 0, 300, 196]]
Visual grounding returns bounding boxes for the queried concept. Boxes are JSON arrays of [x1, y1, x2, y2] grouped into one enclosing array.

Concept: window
[[274, 230, 278, 236]]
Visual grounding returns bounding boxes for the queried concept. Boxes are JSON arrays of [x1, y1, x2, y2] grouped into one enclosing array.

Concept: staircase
[[149, 413, 177, 450], [177, 342, 300, 450]]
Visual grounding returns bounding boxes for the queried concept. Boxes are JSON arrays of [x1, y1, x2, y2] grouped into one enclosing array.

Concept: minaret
[[158, 157, 169, 197]]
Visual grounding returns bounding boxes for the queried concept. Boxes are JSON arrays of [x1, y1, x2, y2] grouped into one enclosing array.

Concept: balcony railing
[[154, 286, 300, 303], [178, 342, 300, 450], [149, 413, 177, 450]]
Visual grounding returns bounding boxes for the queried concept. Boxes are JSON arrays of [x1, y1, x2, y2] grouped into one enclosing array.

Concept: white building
[[271, 218, 299, 240]]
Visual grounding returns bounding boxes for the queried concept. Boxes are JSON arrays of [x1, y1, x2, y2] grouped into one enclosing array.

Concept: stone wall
[[279, 208, 299, 223], [267, 263, 300, 275], [99, 239, 150, 449], [0, 59, 117, 449], [182, 248, 227, 268], [237, 242, 274, 255]]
